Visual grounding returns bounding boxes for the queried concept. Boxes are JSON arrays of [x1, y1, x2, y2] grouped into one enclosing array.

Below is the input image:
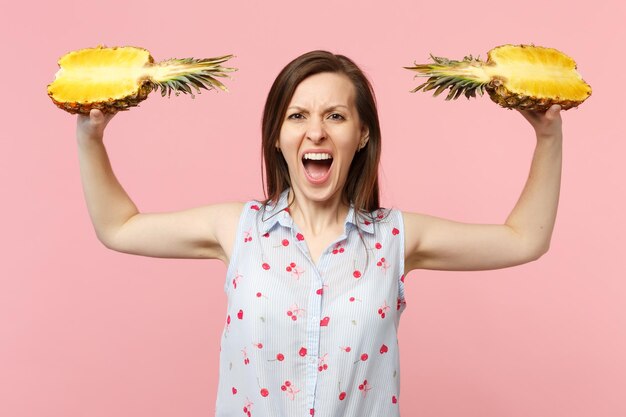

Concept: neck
[[287, 188, 350, 237]]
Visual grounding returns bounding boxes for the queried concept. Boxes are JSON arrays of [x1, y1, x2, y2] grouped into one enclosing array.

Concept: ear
[[358, 127, 370, 151]]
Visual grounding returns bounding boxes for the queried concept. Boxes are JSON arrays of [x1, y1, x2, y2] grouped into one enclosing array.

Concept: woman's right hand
[[76, 109, 117, 142]]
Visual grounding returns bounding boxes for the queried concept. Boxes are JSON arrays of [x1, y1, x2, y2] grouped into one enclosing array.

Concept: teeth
[[303, 153, 332, 160]]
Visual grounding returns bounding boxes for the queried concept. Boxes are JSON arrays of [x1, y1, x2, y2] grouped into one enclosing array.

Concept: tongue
[[303, 159, 331, 179]]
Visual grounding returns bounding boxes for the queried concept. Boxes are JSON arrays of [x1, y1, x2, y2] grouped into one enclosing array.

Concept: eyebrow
[[287, 105, 350, 112]]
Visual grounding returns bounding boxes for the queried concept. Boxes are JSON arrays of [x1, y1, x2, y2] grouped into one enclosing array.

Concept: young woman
[[76, 50, 563, 417]]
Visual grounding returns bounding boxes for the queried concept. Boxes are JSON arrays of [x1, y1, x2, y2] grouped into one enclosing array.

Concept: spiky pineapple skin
[[49, 81, 153, 115], [486, 78, 582, 112]]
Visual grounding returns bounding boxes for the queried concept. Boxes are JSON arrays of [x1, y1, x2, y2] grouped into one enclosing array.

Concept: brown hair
[[261, 50, 382, 213]]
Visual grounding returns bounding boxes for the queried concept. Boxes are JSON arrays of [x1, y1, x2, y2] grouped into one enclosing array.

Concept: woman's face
[[278, 72, 369, 206]]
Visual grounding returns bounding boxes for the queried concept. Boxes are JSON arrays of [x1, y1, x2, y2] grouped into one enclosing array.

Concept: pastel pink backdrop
[[1, 0, 624, 416]]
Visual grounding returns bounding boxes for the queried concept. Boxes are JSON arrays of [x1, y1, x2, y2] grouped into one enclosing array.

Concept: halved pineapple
[[406, 44, 591, 111], [47, 45, 236, 114]]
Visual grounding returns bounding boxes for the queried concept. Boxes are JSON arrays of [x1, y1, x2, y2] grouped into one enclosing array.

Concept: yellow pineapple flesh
[[47, 46, 236, 114], [406, 44, 591, 111]]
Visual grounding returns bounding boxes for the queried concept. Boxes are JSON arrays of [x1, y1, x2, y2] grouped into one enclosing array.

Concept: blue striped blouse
[[215, 188, 407, 417]]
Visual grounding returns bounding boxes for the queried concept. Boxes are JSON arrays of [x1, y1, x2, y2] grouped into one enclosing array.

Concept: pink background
[[2, 0, 625, 416]]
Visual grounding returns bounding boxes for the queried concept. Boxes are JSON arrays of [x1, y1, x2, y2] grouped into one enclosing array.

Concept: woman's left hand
[[517, 104, 563, 140]]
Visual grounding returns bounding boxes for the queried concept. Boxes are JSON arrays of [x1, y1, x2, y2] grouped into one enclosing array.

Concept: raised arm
[[404, 104, 563, 272], [76, 109, 243, 262]]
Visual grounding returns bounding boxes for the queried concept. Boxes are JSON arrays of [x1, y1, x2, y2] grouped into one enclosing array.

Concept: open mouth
[[302, 152, 333, 182]]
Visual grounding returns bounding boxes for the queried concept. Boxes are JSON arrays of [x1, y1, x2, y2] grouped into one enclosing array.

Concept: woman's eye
[[329, 113, 345, 120], [288, 113, 303, 120]]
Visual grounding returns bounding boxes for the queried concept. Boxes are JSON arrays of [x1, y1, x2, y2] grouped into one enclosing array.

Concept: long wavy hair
[[261, 50, 382, 213]]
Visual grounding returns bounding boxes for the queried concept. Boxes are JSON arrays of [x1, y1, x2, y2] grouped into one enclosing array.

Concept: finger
[[517, 108, 540, 124], [546, 104, 562, 121], [90, 108, 104, 123]]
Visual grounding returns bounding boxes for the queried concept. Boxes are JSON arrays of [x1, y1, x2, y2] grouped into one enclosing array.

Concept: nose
[[305, 118, 326, 143]]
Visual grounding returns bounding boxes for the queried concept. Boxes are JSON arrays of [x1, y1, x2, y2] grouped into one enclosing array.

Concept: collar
[[259, 188, 375, 235]]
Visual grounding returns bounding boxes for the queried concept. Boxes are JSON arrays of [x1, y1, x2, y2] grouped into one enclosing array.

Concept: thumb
[[90, 108, 104, 124], [547, 104, 561, 120]]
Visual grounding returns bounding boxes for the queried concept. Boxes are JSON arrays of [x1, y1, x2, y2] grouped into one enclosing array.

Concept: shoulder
[[212, 201, 247, 214], [216, 198, 285, 239], [211, 197, 296, 262], [355, 207, 403, 238], [370, 207, 403, 226], [204, 202, 248, 232]]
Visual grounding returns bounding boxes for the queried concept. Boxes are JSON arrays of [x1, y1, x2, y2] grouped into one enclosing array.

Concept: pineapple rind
[[407, 44, 592, 111], [49, 83, 153, 115], [48, 46, 236, 115]]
